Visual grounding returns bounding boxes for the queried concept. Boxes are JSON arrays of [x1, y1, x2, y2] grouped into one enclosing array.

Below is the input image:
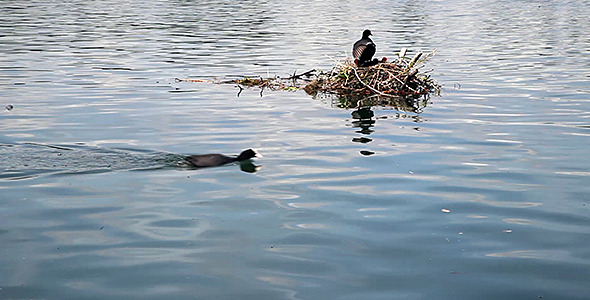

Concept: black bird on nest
[[353, 29, 385, 67]]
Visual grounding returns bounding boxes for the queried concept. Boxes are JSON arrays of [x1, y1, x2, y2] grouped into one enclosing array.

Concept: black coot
[[353, 29, 378, 67], [185, 149, 261, 168]]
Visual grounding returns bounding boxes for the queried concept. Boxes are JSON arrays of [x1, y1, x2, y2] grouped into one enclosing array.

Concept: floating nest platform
[[180, 49, 440, 110], [318, 52, 438, 96]]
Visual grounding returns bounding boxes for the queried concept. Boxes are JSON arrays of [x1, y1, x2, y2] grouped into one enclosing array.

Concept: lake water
[[1, 0, 589, 299]]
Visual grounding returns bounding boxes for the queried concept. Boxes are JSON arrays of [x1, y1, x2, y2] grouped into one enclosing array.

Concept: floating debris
[[178, 49, 440, 109], [6, 104, 14, 111], [441, 208, 451, 213]]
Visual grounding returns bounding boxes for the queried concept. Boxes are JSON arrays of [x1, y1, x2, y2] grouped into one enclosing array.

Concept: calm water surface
[[1, 1, 589, 299]]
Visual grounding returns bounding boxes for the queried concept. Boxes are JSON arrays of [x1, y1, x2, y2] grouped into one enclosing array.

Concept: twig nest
[[311, 50, 440, 97]]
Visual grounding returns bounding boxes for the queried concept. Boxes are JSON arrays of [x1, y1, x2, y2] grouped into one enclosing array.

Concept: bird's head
[[362, 29, 372, 38], [237, 149, 262, 161]]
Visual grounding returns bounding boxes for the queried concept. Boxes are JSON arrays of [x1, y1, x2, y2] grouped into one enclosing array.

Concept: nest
[[179, 49, 440, 108], [310, 49, 440, 97]]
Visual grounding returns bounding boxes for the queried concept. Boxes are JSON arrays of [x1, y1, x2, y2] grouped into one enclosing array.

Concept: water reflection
[[351, 107, 375, 135], [309, 90, 431, 112], [349, 97, 426, 137], [182, 160, 261, 174], [239, 161, 261, 173]]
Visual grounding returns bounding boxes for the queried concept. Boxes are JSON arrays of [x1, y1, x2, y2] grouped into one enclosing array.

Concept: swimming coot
[[185, 149, 261, 168], [353, 29, 378, 67]]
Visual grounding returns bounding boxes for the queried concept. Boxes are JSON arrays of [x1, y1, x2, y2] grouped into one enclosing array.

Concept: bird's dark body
[[185, 149, 259, 168], [185, 153, 235, 167], [353, 29, 378, 67], [353, 39, 375, 62]]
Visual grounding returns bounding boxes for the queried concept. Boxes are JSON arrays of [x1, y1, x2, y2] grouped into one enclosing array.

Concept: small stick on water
[[286, 69, 317, 80], [408, 52, 423, 69], [399, 48, 407, 58]]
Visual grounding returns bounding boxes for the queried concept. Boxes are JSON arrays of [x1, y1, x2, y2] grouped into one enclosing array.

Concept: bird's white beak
[[253, 150, 263, 158]]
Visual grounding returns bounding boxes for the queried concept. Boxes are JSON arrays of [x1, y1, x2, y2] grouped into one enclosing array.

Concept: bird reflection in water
[[350, 107, 376, 156], [351, 107, 375, 136], [180, 160, 261, 173], [239, 161, 261, 173], [348, 95, 429, 156]]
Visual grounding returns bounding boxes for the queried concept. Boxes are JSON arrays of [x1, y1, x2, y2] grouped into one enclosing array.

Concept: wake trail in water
[[0, 142, 186, 180]]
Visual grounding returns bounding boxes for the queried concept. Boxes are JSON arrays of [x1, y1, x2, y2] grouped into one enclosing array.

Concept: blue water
[[1, 0, 589, 299]]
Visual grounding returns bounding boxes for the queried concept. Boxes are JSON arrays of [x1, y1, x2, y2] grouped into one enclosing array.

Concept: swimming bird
[[185, 149, 261, 168], [353, 29, 378, 67]]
